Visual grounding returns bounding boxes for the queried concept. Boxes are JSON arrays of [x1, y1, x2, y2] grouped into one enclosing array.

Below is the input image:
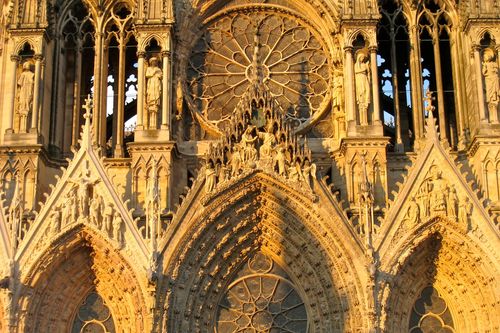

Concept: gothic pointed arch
[[17, 225, 148, 333], [158, 171, 367, 332], [379, 223, 500, 332]]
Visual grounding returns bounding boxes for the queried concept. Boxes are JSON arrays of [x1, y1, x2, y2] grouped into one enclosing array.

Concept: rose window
[[216, 253, 308, 332], [187, 10, 330, 132]]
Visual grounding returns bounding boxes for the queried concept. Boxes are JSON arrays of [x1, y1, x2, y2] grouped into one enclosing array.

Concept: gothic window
[[187, 10, 330, 134], [216, 252, 308, 332], [53, 0, 94, 156], [418, 0, 457, 147], [71, 292, 116, 333], [378, 0, 413, 151], [103, 4, 137, 157], [409, 286, 455, 333]]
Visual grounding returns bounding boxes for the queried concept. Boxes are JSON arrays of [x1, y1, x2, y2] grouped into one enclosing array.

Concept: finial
[[81, 95, 93, 148], [424, 89, 439, 139]]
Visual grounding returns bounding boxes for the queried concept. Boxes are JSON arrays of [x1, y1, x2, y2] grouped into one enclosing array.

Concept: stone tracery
[[186, 9, 330, 134]]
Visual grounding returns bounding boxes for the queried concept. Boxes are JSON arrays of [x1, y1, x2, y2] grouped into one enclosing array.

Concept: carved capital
[[161, 50, 171, 58], [10, 55, 20, 62], [137, 51, 146, 58], [33, 54, 44, 62]]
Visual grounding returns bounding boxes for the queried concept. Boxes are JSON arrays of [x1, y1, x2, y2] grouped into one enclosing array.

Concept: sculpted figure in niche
[[355, 51, 371, 126], [17, 61, 35, 133], [482, 48, 499, 115], [146, 57, 162, 129]]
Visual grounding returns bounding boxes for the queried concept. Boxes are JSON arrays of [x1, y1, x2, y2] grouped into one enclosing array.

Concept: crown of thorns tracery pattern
[[187, 11, 330, 130], [216, 253, 308, 332]]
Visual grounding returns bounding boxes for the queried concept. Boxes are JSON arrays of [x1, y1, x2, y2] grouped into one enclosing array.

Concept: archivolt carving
[[185, 9, 330, 134], [380, 229, 500, 332], [17, 228, 148, 333], [160, 173, 366, 332]]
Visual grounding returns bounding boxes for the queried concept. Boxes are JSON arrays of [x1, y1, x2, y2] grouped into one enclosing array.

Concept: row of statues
[[205, 122, 317, 193], [48, 170, 124, 245], [405, 169, 473, 226]]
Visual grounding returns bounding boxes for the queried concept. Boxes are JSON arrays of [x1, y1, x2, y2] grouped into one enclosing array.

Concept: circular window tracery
[[187, 10, 330, 133], [216, 253, 308, 333]]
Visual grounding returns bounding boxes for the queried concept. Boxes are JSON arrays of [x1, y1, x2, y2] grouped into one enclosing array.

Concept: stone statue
[[241, 126, 258, 163], [405, 198, 420, 226], [50, 208, 61, 236], [257, 122, 276, 159], [288, 162, 300, 181], [113, 211, 124, 245], [17, 61, 35, 133], [90, 194, 102, 228], [447, 185, 458, 221], [458, 197, 473, 226], [230, 145, 242, 177], [355, 51, 371, 125], [429, 170, 448, 214], [302, 159, 317, 188], [482, 48, 499, 114], [205, 161, 216, 193], [103, 202, 114, 235], [146, 57, 162, 129], [69, 169, 100, 218], [275, 147, 287, 176]]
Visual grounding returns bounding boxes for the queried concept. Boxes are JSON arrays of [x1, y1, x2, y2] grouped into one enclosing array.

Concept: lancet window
[[377, 0, 459, 150], [51, 0, 94, 156], [378, 0, 413, 151], [418, 0, 457, 148]]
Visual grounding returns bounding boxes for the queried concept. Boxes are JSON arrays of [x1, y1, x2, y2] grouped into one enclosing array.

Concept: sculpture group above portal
[[203, 72, 318, 194]]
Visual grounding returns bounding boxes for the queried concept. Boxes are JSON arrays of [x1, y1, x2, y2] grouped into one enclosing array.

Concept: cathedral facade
[[0, 0, 498, 332]]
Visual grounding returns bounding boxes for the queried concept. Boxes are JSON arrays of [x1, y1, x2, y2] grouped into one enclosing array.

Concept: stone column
[[161, 50, 171, 137], [369, 46, 381, 125], [408, 25, 424, 144], [473, 45, 487, 123], [72, 44, 83, 147], [136, 51, 145, 130], [432, 31, 448, 144], [93, 31, 104, 145], [114, 38, 126, 157], [344, 46, 356, 129], [31, 54, 43, 132], [6, 55, 19, 133]]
